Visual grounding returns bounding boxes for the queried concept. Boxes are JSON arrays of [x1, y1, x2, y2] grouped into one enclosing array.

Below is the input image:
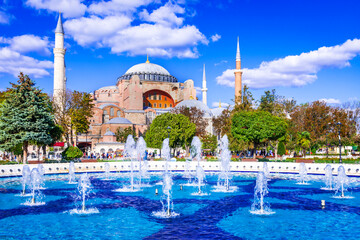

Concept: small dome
[[211, 107, 226, 117], [104, 131, 115, 136], [125, 62, 170, 76], [107, 117, 132, 124], [99, 85, 117, 90], [175, 100, 213, 118]]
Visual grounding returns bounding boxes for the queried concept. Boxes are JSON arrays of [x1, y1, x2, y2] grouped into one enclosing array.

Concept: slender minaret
[[234, 37, 242, 104], [201, 64, 207, 106], [53, 12, 66, 110]]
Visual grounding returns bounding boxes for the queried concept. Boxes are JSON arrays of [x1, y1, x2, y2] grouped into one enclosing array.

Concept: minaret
[[201, 64, 207, 106], [53, 12, 66, 110], [234, 37, 242, 104]]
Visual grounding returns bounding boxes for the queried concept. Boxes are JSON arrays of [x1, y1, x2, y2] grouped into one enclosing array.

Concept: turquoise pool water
[[0, 172, 359, 239]]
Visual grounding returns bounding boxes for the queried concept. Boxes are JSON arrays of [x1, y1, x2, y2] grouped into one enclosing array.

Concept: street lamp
[[85, 131, 88, 157], [326, 123, 330, 159], [337, 122, 342, 163]]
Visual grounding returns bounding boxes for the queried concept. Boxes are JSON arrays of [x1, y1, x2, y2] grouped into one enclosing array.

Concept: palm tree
[[297, 131, 311, 158]]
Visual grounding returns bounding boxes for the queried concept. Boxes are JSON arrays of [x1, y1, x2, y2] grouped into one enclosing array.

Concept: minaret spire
[[55, 12, 64, 34], [234, 37, 242, 104], [53, 12, 66, 112], [236, 36, 240, 61], [201, 64, 207, 106]]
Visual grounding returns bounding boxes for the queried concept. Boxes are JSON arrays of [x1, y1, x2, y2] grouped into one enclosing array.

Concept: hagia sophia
[[52, 14, 242, 155]]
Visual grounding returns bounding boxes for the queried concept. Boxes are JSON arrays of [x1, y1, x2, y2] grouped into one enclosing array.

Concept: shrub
[[278, 142, 286, 156], [62, 146, 83, 160]]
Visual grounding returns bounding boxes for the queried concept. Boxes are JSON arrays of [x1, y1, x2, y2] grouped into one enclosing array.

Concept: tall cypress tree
[[0, 73, 54, 163]]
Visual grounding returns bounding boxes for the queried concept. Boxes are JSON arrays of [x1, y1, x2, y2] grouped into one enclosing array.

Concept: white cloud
[[194, 86, 202, 96], [88, 0, 153, 16], [64, 15, 132, 46], [210, 34, 221, 42], [0, 35, 53, 77], [60, 0, 207, 58], [0, 10, 11, 24], [105, 24, 207, 58], [25, 0, 86, 18], [214, 60, 227, 66], [216, 39, 360, 88], [6, 35, 50, 55], [140, 2, 185, 27], [212, 101, 230, 108], [319, 98, 341, 104], [0, 47, 53, 78]]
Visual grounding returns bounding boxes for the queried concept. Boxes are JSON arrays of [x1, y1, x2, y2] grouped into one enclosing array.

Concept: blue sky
[[0, 0, 360, 108]]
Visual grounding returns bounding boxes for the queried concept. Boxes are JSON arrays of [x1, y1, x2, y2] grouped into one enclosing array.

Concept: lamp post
[[337, 122, 342, 163], [167, 126, 171, 158], [326, 123, 330, 159], [85, 131, 88, 157]]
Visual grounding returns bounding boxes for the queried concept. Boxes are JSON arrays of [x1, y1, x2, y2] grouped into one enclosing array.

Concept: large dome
[[125, 62, 171, 76], [118, 60, 177, 83]]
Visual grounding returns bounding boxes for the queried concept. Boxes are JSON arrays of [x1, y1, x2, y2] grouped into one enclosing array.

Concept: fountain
[[115, 135, 140, 192], [37, 164, 45, 189], [162, 138, 171, 173], [297, 162, 309, 185], [24, 168, 45, 206], [68, 162, 76, 184], [213, 135, 237, 192], [104, 162, 110, 180], [21, 165, 31, 196], [321, 164, 333, 190], [334, 165, 352, 198], [136, 136, 147, 187], [152, 138, 178, 218], [126, 135, 137, 190], [70, 173, 99, 214], [263, 162, 270, 179], [190, 136, 207, 195], [250, 171, 274, 215]]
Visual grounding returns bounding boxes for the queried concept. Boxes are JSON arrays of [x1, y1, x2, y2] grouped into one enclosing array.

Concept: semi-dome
[[107, 117, 132, 124], [104, 130, 115, 136], [175, 100, 213, 118], [118, 59, 177, 83]]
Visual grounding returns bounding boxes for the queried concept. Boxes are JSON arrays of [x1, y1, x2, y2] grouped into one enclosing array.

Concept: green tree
[[53, 90, 94, 145], [201, 134, 218, 153], [0, 73, 54, 163], [231, 111, 288, 159], [115, 127, 136, 142], [297, 131, 311, 157], [233, 85, 254, 112], [69, 91, 94, 144], [145, 113, 196, 153], [62, 146, 83, 160], [259, 89, 276, 113], [277, 141, 286, 156], [172, 106, 208, 137]]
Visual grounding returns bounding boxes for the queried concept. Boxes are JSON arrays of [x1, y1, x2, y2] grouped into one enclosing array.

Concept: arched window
[[159, 103, 162, 108], [170, 104, 173, 107], [117, 110, 121, 117], [154, 103, 157, 108], [103, 110, 107, 115], [110, 108, 114, 117], [165, 104, 167, 108]]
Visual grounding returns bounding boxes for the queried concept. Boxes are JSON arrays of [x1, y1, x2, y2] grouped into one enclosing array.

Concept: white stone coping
[[1, 161, 360, 178]]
